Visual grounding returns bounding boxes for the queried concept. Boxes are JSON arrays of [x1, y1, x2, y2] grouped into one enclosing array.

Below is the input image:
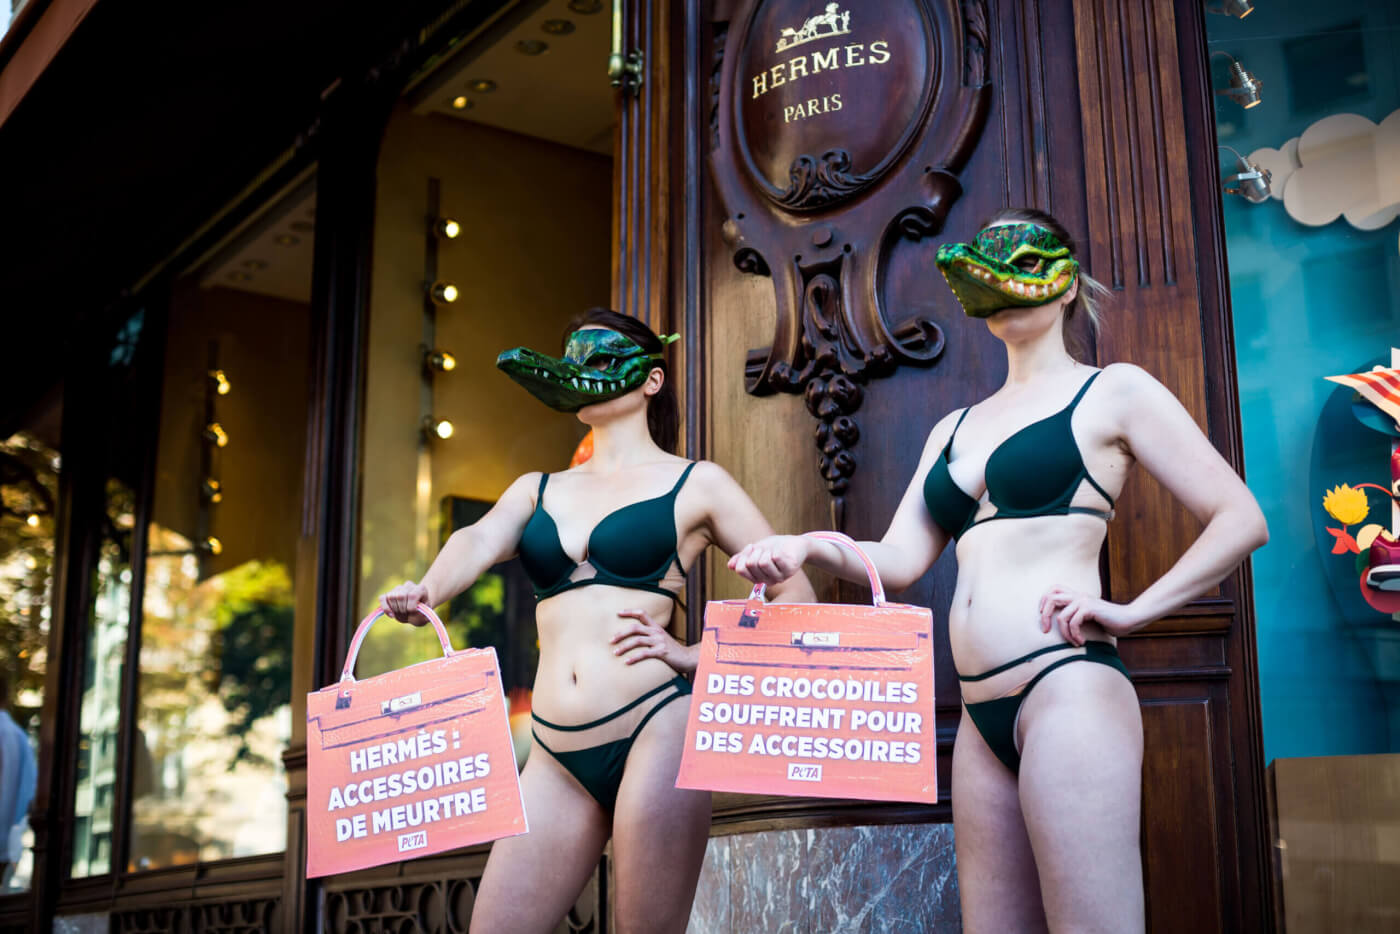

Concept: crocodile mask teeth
[[497, 328, 662, 413], [935, 222, 1080, 318]]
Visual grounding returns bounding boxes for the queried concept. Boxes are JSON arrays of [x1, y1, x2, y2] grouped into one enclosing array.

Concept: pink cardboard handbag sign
[[305, 605, 526, 878], [677, 532, 937, 804]]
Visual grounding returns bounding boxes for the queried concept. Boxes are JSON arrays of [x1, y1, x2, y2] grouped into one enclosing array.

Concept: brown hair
[[980, 207, 1110, 358], [564, 308, 680, 453]]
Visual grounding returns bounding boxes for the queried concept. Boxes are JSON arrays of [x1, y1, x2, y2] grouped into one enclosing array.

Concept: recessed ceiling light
[[228, 270, 254, 282], [515, 39, 548, 56], [275, 234, 301, 247], [451, 95, 472, 110], [242, 259, 268, 270], [567, 0, 602, 13], [468, 79, 497, 93], [542, 19, 576, 35]]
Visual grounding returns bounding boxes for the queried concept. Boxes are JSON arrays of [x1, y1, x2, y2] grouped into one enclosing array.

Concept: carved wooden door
[[684, 0, 1271, 930]]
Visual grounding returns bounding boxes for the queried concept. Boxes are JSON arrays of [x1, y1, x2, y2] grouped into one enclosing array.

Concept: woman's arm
[[1039, 364, 1269, 644], [380, 472, 539, 625], [695, 461, 819, 604], [727, 411, 958, 593], [609, 460, 818, 675]]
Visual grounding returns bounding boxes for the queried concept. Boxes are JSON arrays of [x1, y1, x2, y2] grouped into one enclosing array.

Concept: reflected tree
[[213, 561, 293, 767], [0, 434, 59, 730]]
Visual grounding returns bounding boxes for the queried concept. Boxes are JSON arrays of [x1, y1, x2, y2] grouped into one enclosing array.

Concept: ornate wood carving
[[708, 22, 728, 151], [775, 149, 874, 210], [326, 880, 480, 933], [710, 0, 991, 519], [114, 897, 281, 934], [321, 864, 602, 934]]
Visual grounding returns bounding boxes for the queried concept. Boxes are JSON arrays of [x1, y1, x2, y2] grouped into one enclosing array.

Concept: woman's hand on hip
[[380, 581, 431, 627], [1038, 586, 1145, 645], [612, 609, 698, 674], [727, 535, 809, 585]]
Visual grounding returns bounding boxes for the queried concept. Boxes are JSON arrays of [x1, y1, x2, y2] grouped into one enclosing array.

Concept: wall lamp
[[428, 281, 459, 305], [201, 478, 224, 504], [198, 536, 224, 556], [425, 349, 457, 373], [203, 422, 229, 447], [433, 217, 462, 240], [208, 369, 231, 395], [1212, 51, 1263, 109], [1219, 145, 1272, 203], [423, 417, 455, 441], [1206, 0, 1254, 18]]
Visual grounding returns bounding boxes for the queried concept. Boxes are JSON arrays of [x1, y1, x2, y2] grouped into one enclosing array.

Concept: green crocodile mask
[[497, 328, 664, 413], [934, 222, 1080, 318]]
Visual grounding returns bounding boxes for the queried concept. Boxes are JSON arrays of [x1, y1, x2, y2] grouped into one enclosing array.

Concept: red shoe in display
[[1366, 533, 1400, 591]]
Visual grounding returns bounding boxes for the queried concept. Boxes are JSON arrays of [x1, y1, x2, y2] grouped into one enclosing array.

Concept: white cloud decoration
[[1248, 108, 1400, 232]]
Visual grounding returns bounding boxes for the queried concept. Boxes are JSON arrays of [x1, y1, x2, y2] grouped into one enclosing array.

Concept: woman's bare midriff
[[531, 584, 684, 724], [948, 513, 1112, 705]]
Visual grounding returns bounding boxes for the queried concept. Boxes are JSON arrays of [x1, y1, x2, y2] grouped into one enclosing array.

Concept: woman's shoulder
[[1084, 364, 1189, 435], [1093, 362, 1174, 403], [683, 458, 733, 488], [1095, 361, 1174, 387], [503, 471, 548, 502], [676, 459, 763, 501], [919, 405, 972, 457]]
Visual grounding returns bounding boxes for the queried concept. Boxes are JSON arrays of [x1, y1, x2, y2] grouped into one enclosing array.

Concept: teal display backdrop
[[1209, 1, 1400, 761]]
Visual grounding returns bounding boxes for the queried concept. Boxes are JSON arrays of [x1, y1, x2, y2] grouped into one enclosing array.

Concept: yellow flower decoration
[[1322, 484, 1369, 526]]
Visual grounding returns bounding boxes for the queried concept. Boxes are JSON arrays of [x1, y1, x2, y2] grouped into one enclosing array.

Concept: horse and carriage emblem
[[775, 3, 852, 52]]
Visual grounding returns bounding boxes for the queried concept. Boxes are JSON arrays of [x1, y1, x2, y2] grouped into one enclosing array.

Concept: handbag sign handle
[[746, 530, 887, 607], [339, 603, 455, 694]]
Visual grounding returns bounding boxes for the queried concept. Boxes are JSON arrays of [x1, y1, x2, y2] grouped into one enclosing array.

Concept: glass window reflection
[[1210, 0, 1400, 762], [1210, 3, 1400, 924], [129, 184, 314, 870], [0, 411, 59, 892], [70, 479, 134, 878], [71, 307, 148, 878]]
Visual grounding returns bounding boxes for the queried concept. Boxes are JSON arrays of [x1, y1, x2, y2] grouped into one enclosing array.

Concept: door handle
[[608, 0, 644, 93]]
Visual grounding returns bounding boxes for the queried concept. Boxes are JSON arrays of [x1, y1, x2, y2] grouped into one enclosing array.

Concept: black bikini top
[[517, 462, 697, 601], [923, 371, 1115, 541]]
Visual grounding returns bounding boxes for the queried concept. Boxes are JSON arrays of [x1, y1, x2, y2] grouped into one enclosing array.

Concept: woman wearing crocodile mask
[[729, 208, 1268, 932], [380, 308, 814, 934]]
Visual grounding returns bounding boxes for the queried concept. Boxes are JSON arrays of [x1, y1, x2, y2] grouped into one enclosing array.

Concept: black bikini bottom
[[958, 641, 1131, 774], [531, 675, 691, 813]]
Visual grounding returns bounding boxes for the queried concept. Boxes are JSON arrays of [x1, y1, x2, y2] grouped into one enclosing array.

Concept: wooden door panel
[[1140, 692, 1228, 933], [687, 0, 1268, 928], [1072, 0, 1212, 605], [702, 218, 829, 603]]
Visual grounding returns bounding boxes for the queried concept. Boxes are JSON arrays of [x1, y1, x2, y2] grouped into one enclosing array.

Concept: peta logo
[[398, 831, 428, 853], [787, 763, 822, 782]]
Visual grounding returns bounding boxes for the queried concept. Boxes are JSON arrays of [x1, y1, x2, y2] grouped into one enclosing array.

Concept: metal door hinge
[[609, 0, 644, 94]]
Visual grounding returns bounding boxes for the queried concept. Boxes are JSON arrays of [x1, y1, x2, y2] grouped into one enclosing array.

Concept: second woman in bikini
[[729, 209, 1267, 932]]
